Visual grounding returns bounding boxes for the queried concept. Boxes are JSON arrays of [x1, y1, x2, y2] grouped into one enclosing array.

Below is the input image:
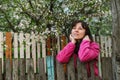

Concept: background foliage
[[0, 0, 111, 37]]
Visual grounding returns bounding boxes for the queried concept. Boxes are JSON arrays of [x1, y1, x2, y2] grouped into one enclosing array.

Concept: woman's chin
[[74, 37, 82, 40]]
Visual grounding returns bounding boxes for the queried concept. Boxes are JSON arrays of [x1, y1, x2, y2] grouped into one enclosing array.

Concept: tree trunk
[[111, 0, 120, 80]]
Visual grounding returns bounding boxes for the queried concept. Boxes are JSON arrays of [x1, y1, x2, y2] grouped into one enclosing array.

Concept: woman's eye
[[78, 28, 82, 30], [78, 26, 83, 30]]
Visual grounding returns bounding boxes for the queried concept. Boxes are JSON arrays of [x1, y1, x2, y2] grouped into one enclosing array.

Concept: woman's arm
[[78, 40, 100, 62], [56, 42, 75, 63]]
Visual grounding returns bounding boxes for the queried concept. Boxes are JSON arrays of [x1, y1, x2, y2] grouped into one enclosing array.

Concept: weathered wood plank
[[5, 32, 12, 59], [92, 34, 95, 41], [41, 36, 46, 72], [100, 35, 105, 57], [25, 33, 31, 73], [46, 56, 55, 80], [101, 57, 113, 80], [25, 33, 31, 58], [51, 35, 57, 56], [67, 57, 76, 80], [31, 32, 37, 73], [46, 36, 51, 55], [89, 61, 99, 80], [13, 59, 18, 80], [38, 58, 46, 80], [0, 32, 4, 73], [108, 36, 112, 57], [56, 59, 65, 80], [19, 32, 24, 58], [36, 34, 41, 74], [61, 35, 67, 73], [5, 59, 12, 80], [19, 59, 26, 80], [95, 36, 101, 75], [27, 59, 34, 80], [57, 33, 60, 53], [105, 37, 108, 57], [13, 33, 18, 58], [0, 58, 2, 80], [36, 34, 41, 58], [77, 58, 88, 80]]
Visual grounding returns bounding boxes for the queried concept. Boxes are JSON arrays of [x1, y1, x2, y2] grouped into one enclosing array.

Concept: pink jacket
[[56, 40, 100, 77]]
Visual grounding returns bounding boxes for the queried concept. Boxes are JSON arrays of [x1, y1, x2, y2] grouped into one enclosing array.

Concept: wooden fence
[[0, 32, 113, 80]]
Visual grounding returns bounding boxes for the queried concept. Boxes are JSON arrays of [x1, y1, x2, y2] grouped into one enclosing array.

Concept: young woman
[[56, 20, 100, 78]]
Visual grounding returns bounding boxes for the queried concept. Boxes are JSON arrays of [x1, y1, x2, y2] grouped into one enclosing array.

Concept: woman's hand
[[70, 34, 76, 44], [83, 35, 90, 41]]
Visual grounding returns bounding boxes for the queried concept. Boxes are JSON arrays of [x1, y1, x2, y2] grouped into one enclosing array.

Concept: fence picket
[[25, 33, 31, 73], [0, 32, 4, 73], [19, 32, 24, 58], [36, 34, 41, 58], [105, 37, 108, 57], [57, 34, 60, 53], [0, 32, 114, 80], [5, 32, 12, 59], [41, 36, 46, 72], [96, 36, 102, 77], [46, 56, 55, 80], [108, 36, 112, 57], [25, 33, 31, 58], [46, 36, 51, 55], [100, 35, 105, 57], [13, 33, 18, 58], [61, 35, 67, 73], [31, 32, 37, 73]]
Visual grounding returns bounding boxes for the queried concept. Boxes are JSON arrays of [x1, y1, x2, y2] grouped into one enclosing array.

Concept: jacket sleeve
[[78, 40, 100, 62], [56, 42, 75, 63]]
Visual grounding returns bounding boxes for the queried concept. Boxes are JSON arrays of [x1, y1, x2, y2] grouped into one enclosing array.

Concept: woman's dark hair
[[71, 20, 93, 54]]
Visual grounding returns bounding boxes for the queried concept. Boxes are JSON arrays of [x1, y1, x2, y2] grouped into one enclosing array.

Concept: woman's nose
[[74, 28, 79, 32]]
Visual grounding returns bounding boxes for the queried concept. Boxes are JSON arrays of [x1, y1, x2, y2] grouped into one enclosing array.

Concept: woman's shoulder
[[91, 41, 99, 46], [81, 40, 99, 47], [91, 41, 100, 49]]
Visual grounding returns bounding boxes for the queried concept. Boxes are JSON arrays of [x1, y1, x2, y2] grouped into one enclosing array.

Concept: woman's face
[[71, 22, 86, 40]]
